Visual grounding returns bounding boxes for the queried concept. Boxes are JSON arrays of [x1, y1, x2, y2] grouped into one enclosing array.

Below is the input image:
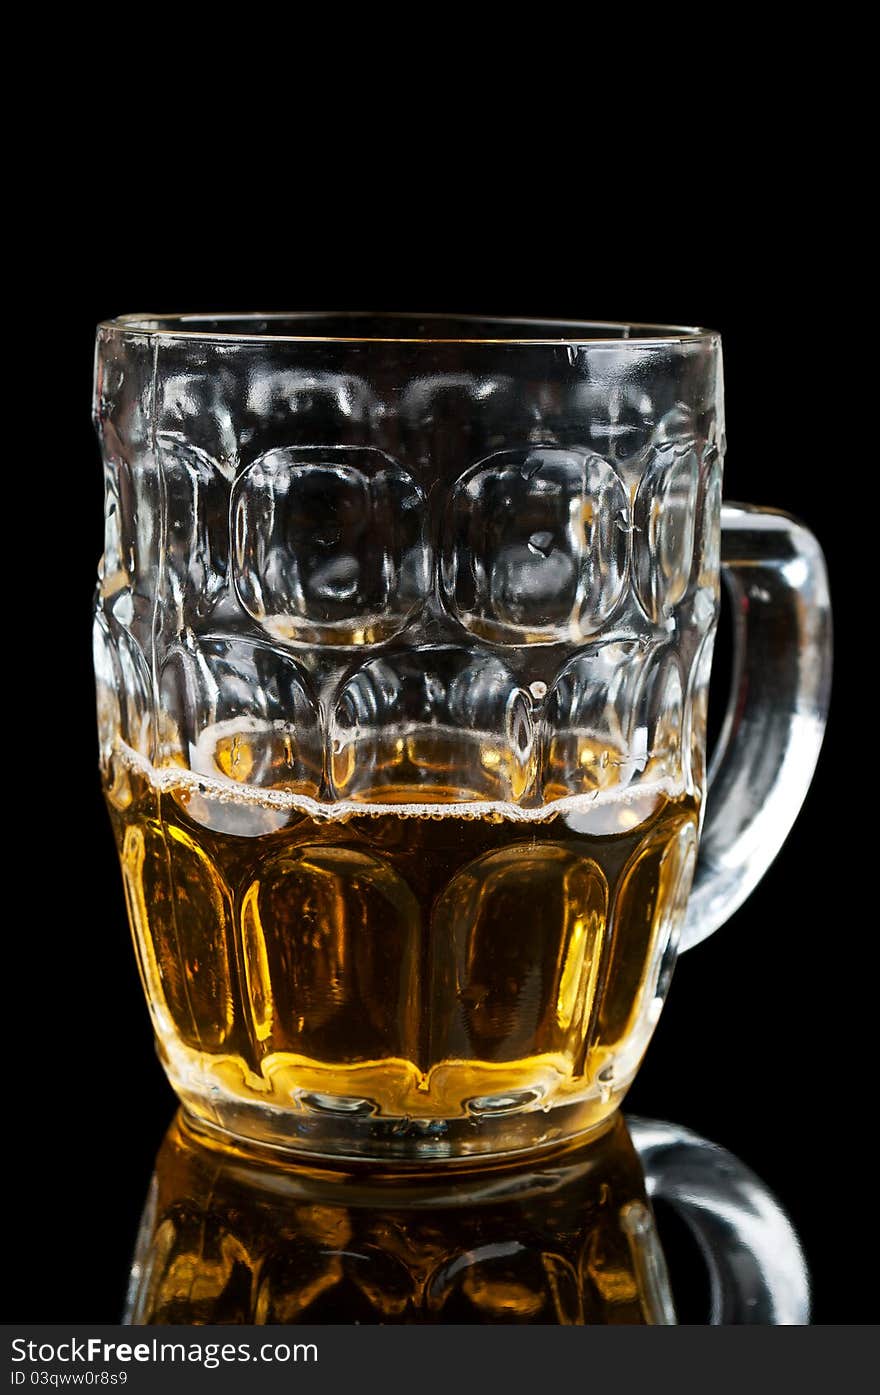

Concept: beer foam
[[113, 736, 683, 824]]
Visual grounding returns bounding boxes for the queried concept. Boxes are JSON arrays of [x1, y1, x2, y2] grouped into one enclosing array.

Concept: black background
[[6, 121, 863, 1325]]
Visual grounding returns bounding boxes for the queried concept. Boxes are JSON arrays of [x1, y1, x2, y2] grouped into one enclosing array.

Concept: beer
[[106, 732, 697, 1156]]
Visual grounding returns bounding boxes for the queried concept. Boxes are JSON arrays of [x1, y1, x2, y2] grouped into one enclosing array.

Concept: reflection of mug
[[94, 314, 831, 1160], [126, 1112, 809, 1325]]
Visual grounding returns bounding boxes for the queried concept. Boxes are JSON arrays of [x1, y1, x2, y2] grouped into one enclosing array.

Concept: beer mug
[[93, 314, 831, 1160]]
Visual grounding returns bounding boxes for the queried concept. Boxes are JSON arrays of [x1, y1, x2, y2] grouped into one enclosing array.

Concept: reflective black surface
[[120, 1111, 807, 1325]]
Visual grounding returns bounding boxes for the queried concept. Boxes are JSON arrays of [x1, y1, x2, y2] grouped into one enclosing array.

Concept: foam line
[[113, 739, 682, 824]]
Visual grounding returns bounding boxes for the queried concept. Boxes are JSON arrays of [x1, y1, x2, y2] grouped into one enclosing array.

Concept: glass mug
[[92, 313, 831, 1160]]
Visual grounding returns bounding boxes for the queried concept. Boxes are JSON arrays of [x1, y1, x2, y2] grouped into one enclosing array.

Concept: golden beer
[[107, 737, 697, 1155]]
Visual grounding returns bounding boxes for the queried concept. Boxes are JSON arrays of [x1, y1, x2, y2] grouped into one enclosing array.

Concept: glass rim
[[97, 310, 720, 348]]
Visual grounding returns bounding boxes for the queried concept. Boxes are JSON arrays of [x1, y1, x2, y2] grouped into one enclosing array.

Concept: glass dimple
[[441, 447, 629, 644], [232, 446, 430, 645], [330, 648, 536, 805], [633, 446, 700, 620]]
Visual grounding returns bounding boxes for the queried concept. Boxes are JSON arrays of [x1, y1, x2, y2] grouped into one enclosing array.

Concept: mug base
[[175, 1087, 627, 1164]]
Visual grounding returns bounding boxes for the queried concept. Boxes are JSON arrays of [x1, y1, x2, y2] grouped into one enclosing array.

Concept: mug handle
[[682, 503, 832, 951], [629, 1116, 811, 1324]]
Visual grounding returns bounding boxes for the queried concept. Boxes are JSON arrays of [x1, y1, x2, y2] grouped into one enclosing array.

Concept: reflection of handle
[[682, 503, 831, 951], [629, 1117, 810, 1324]]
